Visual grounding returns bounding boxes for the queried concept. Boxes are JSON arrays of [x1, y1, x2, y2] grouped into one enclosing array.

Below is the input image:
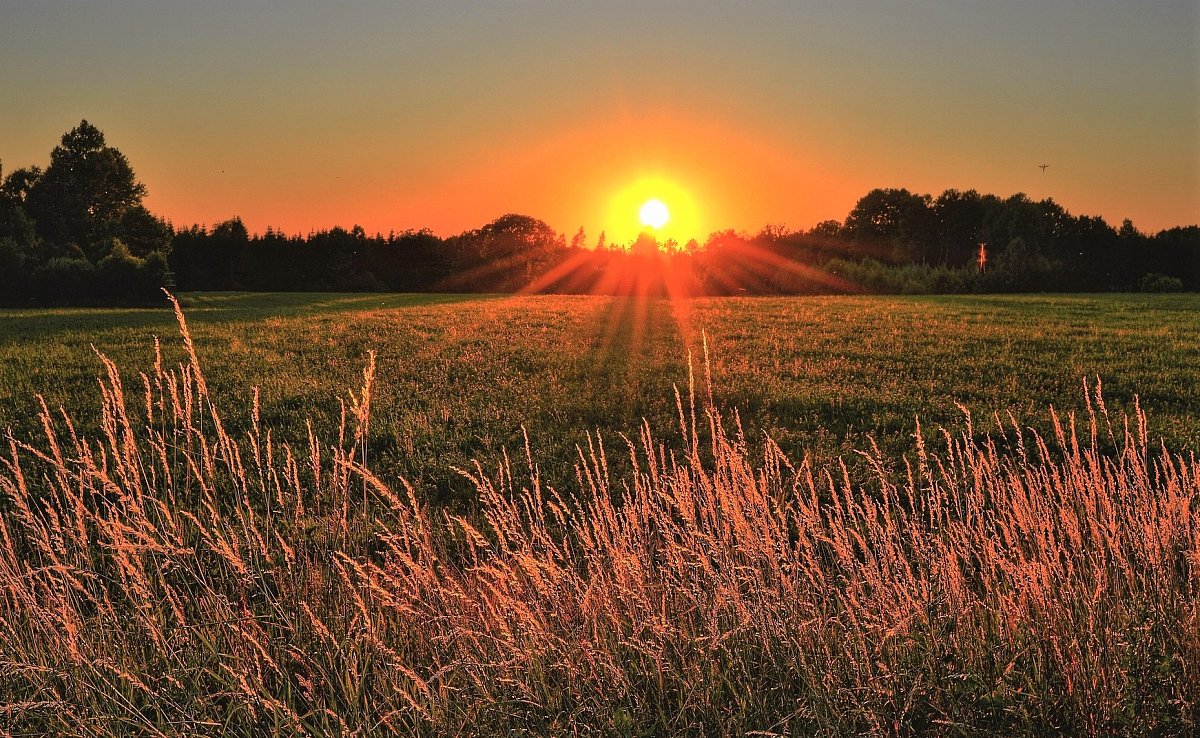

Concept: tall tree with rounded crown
[[27, 120, 146, 259]]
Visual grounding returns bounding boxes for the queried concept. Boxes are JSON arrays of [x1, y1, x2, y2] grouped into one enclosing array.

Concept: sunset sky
[[2, 1, 1196, 243]]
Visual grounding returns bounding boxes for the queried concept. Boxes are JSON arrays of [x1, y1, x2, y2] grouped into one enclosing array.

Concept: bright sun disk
[[639, 199, 670, 229]]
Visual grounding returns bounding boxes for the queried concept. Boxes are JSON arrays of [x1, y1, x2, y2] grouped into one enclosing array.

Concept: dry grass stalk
[[0, 295, 1194, 736]]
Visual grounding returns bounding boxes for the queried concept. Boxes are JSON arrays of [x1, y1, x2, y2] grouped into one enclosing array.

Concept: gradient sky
[[2, 1, 1197, 243]]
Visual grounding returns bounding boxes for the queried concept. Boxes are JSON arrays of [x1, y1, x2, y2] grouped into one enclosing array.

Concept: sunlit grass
[[0, 296, 1194, 736], [0, 292, 1197, 508]]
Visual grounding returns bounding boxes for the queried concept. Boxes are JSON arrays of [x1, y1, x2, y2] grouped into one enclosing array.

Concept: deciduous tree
[[27, 120, 147, 254]]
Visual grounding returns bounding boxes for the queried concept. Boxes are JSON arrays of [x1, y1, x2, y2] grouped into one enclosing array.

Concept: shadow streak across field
[[580, 296, 688, 422]]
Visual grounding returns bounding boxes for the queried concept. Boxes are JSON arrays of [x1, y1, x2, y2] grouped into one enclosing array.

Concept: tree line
[[2, 121, 1196, 305]]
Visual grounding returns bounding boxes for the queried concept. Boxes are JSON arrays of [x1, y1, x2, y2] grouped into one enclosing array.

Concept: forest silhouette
[[2, 121, 1196, 305]]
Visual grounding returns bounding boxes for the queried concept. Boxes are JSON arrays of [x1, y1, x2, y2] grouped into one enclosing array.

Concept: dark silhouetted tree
[[27, 120, 147, 256], [808, 220, 842, 238], [570, 227, 586, 250], [0, 165, 42, 206], [116, 205, 173, 258], [842, 188, 936, 263], [934, 189, 999, 267]]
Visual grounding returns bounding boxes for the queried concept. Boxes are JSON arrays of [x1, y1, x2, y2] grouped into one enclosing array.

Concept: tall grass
[[0, 294, 1195, 736]]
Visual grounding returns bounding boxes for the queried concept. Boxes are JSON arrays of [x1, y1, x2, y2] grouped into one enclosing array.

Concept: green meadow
[[1, 292, 1196, 503], [2, 291, 1198, 736]]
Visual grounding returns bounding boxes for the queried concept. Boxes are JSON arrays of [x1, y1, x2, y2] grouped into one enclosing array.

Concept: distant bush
[[0, 236, 29, 299], [32, 256, 97, 301], [1138, 272, 1184, 293], [825, 257, 978, 294]]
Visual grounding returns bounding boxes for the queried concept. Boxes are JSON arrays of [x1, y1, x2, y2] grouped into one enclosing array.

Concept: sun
[[604, 175, 702, 245], [639, 199, 670, 229]]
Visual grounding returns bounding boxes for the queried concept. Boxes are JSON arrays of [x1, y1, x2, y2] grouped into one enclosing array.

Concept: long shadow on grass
[[578, 296, 688, 427]]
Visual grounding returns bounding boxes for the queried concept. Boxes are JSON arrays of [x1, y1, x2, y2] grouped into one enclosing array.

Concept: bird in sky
[[1038, 164, 1050, 173]]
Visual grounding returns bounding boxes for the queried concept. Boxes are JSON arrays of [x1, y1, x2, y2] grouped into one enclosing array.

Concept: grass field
[[1, 292, 1197, 504], [0, 292, 1197, 736]]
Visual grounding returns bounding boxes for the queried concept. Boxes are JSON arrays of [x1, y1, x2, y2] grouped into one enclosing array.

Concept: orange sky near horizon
[[295, 113, 859, 245], [1, 2, 1196, 242], [68, 106, 866, 245]]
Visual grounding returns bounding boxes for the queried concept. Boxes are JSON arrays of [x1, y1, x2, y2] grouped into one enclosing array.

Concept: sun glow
[[605, 175, 702, 247], [639, 199, 670, 229]]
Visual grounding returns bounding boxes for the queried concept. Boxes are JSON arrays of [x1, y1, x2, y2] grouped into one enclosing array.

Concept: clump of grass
[[0, 294, 1195, 737]]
